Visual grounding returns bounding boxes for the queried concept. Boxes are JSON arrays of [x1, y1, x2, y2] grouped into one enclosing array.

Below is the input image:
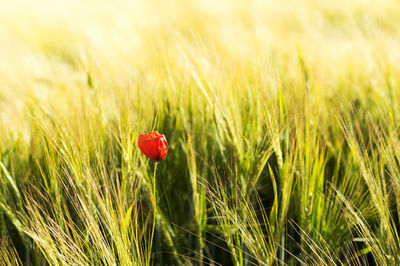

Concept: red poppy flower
[[138, 131, 168, 161]]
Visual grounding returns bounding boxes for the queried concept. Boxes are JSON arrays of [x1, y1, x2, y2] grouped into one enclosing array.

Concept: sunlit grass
[[1, 0, 400, 265]]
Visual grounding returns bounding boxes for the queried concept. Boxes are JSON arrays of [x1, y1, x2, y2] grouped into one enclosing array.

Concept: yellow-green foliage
[[1, 0, 400, 265]]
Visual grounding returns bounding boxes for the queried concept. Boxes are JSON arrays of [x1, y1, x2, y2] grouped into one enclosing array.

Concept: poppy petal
[[138, 132, 168, 161]]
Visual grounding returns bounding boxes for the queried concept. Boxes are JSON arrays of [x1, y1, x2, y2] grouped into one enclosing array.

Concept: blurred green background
[[1, 0, 400, 265]]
